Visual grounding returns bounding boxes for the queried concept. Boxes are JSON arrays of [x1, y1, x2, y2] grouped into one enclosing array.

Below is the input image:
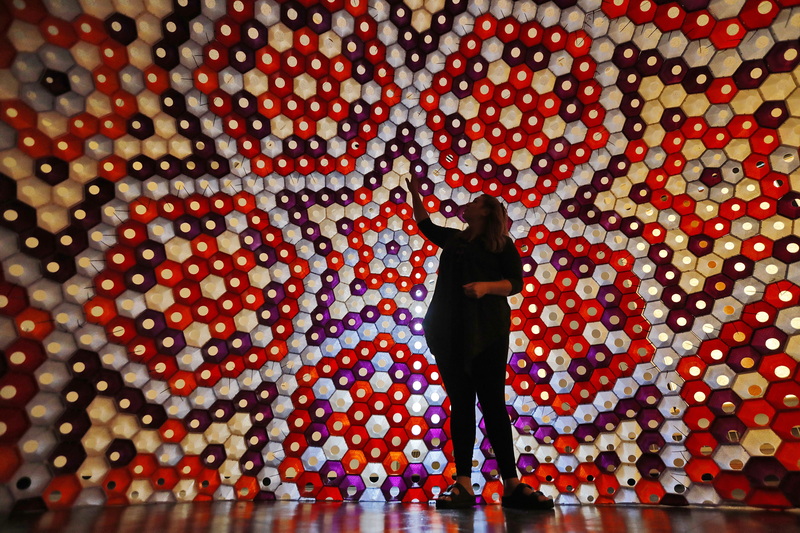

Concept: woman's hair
[[478, 194, 509, 253]]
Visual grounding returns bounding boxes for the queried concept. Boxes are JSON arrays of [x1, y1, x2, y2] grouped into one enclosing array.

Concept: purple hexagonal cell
[[440, 199, 460, 219], [49, 441, 86, 474], [616, 67, 642, 93], [154, 154, 181, 180], [734, 59, 769, 89], [703, 273, 734, 299], [320, 461, 346, 486], [116, 387, 146, 415], [726, 345, 761, 373], [184, 409, 213, 433], [256, 301, 279, 327], [575, 424, 599, 443], [777, 191, 800, 219], [68, 349, 102, 379], [406, 374, 427, 395], [721, 255, 755, 281], [514, 416, 538, 435], [105, 438, 137, 467], [202, 338, 228, 364], [305, 4, 331, 32], [125, 266, 157, 292], [658, 57, 687, 85], [152, 39, 180, 70], [174, 215, 202, 240], [200, 212, 226, 237], [250, 404, 274, 427], [623, 116, 646, 140], [683, 66, 713, 94], [336, 217, 354, 237], [424, 406, 447, 428], [525, 44, 551, 72], [309, 399, 332, 422], [335, 188, 355, 207], [240, 20, 268, 49], [636, 431, 665, 455], [255, 381, 278, 405], [403, 463, 428, 488], [451, 73, 473, 98], [378, 476, 405, 501], [666, 309, 694, 332], [773, 235, 800, 263], [240, 449, 265, 475], [62, 378, 96, 409], [56, 408, 91, 441], [654, 264, 681, 286], [305, 325, 326, 346], [182, 154, 208, 178], [614, 398, 641, 420], [342, 311, 362, 330], [534, 425, 558, 445], [752, 326, 788, 355], [389, 363, 411, 384], [134, 309, 166, 337], [707, 389, 742, 417], [559, 98, 583, 122], [238, 228, 263, 251], [567, 358, 592, 382], [517, 453, 540, 475], [341, 475, 366, 500], [636, 408, 664, 432], [326, 319, 344, 338], [530, 361, 553, 384], [360, 305, 380, 323], [636, 49, 664, 77], [201, 444, 227, 469], [210, 399, 236, 422], [743, 457, 787, 488], [234, 390, 258, 412], [636, 453, 666, 479], [306, 422, 330, 446], [767, 40, 800, 73], [465, 55, 489, 80], [246, 426, 269, 450], [612, 43, 640, 69], [619, 94, 644, 117], [332, 368, 355, 390], [531, 154, 554, 175], [597, 286, 622, 308], [351, 58, 374, 84], [570, 256, 595, 279], [709, 416, 747, 445], [352, 360, 375, 381], [424, 428, 448, 450], [550, 249, 573, 271], [595, 451, 621, 472]]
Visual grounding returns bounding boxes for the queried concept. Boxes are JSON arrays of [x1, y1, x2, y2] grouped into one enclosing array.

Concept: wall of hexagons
[[0, 0, 799, 511]]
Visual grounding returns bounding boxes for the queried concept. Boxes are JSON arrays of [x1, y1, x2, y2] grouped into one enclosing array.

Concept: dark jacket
[[418, 218, 523, 365]]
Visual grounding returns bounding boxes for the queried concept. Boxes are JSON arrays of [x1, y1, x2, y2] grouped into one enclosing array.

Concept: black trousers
[[436, 337, 518, 480]]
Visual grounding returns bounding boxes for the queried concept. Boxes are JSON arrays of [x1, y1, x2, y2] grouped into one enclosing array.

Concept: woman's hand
[[463, 282, 488, 299], [463, 280, 513, 298], [406, 174, 420, 196]]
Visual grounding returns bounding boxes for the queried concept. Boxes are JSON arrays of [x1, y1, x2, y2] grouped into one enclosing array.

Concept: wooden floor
[[2, 501, 800, 533]]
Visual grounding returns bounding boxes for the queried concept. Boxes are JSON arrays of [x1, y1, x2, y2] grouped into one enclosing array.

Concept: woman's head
[[464, 194, 509, 253]]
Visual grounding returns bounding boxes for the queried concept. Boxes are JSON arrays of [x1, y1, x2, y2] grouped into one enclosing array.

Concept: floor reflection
[[2, 501, 799, 533]]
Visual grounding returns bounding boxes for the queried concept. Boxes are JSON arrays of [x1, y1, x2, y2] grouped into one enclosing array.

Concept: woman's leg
[[437, 357, 478, 483], [471, 340, 517, 480], [471, 340, 553, 503]]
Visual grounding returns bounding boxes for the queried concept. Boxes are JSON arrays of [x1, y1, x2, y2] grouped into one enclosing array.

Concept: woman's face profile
[[463, 196, 488, 224]]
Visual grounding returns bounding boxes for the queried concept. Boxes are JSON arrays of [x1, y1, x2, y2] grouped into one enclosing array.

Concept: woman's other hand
[[463, 282, 488, 299]]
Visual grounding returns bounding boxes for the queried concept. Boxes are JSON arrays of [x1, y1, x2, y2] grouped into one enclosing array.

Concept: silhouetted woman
[[406, 174, 554, 510]]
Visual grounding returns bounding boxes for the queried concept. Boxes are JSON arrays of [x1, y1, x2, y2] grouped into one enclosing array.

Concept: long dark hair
[[478, 194, 509, 253]]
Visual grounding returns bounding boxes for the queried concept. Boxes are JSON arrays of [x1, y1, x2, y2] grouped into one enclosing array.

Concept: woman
[[406, 174, 554, 510]]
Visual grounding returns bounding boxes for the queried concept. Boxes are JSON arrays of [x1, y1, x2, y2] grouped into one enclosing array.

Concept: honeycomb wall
[[1, 0, 799, 511]]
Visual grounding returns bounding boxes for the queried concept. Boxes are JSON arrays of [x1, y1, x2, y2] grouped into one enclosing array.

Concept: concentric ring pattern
[[1, 0, 800, 511]]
